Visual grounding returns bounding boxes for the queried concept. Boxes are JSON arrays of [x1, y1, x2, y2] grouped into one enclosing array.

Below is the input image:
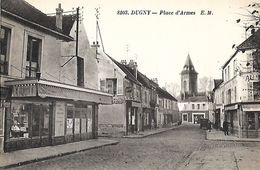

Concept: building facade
[[0, 0, 112, 152], [156, 87, 179, 127], [179, 54, 213, 124], [213, 29, 260, 138], [98, 57, 142, 137]]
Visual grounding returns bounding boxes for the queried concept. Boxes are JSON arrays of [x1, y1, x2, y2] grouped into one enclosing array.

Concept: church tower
[[180, 54, 198, 100]]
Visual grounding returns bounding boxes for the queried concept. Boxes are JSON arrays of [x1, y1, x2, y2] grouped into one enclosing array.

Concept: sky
[[25, 0, 253, 87]]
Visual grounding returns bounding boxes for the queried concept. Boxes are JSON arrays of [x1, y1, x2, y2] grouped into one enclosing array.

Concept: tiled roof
[[237, 29, 260, 50], [105, 54, 141, 85], [125, 66, 152, 88], [48, 15, 76, 35], [1, 0, 73, 40], [181, 54, 197, 74], [157, 87, 177, 101], [213, 79, 223, 91]]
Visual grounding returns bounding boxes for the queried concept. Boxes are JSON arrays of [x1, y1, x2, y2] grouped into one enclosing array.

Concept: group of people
[[206, 120, 229, 135]]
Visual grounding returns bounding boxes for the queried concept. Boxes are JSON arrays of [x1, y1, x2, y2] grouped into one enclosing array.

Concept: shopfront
[[3, 79, 112, 152], [242, 103, 260, 138], [126, 101, 141, 135], [5, 100, 52, 151]]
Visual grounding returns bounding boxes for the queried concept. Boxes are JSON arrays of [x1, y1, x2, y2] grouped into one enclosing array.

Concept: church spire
[[182, 53, 197, 74]]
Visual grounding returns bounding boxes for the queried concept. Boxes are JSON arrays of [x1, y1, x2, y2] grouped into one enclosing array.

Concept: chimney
[[120, 60, 127, 65], [56, 3, 63, 30], [152, 78, 158, 84], [128, 60, 137, 79]]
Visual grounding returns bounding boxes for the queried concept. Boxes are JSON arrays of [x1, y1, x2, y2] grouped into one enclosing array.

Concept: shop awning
[[242, 104, 260, 111], [4, 79, 112, 104]]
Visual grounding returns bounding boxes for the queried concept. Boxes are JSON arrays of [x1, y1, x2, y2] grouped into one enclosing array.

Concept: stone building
[[213, 29, 260, 138], [98, 56, 142, 137], [179, 54, 214, 124], [0, 0, 112, 152]]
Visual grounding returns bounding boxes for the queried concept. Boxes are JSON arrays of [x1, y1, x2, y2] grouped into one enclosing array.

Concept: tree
[[164, 82, 181, 99], [236, 3, 260, 38], [198, 76, 213, 93]]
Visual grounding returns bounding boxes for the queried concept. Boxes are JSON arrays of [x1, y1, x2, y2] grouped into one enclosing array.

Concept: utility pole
[[91, 7, 100, 62], [76, 7, 84, 87]]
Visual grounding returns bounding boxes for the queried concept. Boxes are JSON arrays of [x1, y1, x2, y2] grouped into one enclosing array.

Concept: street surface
[[8, 125, 260, 170]]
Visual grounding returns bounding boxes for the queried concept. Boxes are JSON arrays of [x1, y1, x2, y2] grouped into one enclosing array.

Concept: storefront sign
[[244, 72, 260, 82], [113, 96, 125, 104], [225, 104, 238, 111], [12, 84, 37, 97], [242, 104, 260, 111], [55, 102, 65, 136], [131, 101, 141, 107]]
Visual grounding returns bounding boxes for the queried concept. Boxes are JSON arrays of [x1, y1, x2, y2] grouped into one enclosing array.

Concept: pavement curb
[[206, 131, 260, 142], [0, 140, 119, 169], [123, 125, 181, 138]]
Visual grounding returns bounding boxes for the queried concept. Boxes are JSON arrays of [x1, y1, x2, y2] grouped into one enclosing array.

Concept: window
[[253, 50, 260, 72], [144, 91, 148, 104], [234, 86, 237, 102], [0, 26, 11, 75], [233, 59, 237, 76], [26, 36, 41, 78], [227, 89, 231, 104], [183, 80, 187, 92], [192, 104, 195, 109], [10, 102, 51, 139], [66, 108, 74, 135], [101, 78, 117, 95], [87, 105, 93, 133], [197, 104, 200, 109], [224, 69, 227, 81], [227, 66, 230, 80], [203, 103, 206, 109], [253, 82, 260, 100]]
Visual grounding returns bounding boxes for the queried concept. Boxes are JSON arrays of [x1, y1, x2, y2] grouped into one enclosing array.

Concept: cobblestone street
[[8, 125, 260, 170]]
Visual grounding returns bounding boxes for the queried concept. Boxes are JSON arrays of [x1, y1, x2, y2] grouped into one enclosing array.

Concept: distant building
[[213, 29, 260, 138], [156, 86, 179, 127], [179, 54, 214, 124]]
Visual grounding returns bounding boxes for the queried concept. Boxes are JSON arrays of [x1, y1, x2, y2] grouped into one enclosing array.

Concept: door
[[183, 113, 188, 122], [31, 104, 51, 147]]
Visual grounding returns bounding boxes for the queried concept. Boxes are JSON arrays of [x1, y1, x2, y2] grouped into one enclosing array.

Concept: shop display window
[[74, 109, 81, 134], [42, 108, 50, 136], [66, 108, 74, 135], [87, 105, 92, 132], [248, 114, 255, 130], [10, 102, 51, 139], [10, 103, 29, 139], [81, 111, 87, 133]]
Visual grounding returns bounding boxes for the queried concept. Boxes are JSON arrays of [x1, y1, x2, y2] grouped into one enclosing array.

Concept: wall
[[96, 52, 125, 94], [221, 50, 259, 104], [1, 17, 74, 86], [98, 103, 126, 136], [61, 21, 98, 89]]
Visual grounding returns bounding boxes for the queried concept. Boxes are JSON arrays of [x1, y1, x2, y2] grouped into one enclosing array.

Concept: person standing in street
[[223, 120, 228, 135], [207, 120, 212, 132]]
